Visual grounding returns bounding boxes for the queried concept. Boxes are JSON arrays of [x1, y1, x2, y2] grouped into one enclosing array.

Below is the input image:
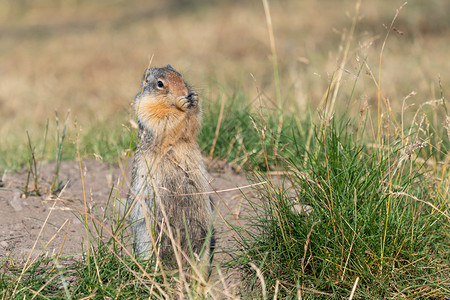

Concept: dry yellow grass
[[0, 0, 448, 164]]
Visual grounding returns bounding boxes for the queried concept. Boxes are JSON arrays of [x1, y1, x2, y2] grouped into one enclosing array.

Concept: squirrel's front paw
[[176, 92, 198, 111]]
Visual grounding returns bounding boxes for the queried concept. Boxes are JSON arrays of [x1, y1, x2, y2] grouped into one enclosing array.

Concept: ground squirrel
[[127, 65, 214, 268]]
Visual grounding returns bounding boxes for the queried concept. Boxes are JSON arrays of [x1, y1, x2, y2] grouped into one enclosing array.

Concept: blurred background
[[0, 0, 449, 168]]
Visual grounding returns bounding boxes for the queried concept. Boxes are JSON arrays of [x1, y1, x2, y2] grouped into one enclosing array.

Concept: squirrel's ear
[[142, 69, 149, 83], [166, 64, 175, 71]]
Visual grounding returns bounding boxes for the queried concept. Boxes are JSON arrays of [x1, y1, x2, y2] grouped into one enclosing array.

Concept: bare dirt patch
[[0, 158, 251, 269]]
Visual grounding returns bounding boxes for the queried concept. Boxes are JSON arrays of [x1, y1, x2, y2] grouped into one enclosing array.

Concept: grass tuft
[[230, 113, 449, 299]]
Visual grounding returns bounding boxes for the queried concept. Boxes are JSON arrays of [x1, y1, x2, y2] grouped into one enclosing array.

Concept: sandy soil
[[0, 158, 252, 269]]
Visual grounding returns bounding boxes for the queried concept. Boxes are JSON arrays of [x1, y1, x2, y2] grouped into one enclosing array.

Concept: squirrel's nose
[[187, 92, 196, 99]]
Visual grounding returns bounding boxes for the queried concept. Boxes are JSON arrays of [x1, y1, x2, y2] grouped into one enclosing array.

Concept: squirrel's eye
[[157, 80, 165, 88]]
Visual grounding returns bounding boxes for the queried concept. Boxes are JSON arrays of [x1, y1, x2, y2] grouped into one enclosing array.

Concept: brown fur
[[127, 65, 213, 270]]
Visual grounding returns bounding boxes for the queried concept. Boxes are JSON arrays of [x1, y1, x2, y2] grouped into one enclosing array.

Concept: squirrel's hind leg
[[132, 220, 154, 260]]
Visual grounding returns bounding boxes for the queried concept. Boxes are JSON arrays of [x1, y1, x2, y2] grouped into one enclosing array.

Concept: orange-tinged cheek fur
[[138, 99, 182, 129], [139, 100, 178, 122]]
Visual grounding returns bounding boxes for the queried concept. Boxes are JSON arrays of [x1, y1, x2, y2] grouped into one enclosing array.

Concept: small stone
[[291, 204, 313, 216], [0, 241, 8, 248], [13, 223, 23, 230], [8, 191, 23, 212]]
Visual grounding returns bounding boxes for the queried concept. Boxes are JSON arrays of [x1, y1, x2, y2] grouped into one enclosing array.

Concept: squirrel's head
[[134, 65, 200, 131], [134, 65, 196, 108]]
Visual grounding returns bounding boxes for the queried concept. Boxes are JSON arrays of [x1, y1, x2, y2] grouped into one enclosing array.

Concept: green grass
[[0, 116, 134, 173], [229, 113, 449, 298], [0, 90, 306, 174], [1, 236, 182, 298], [199, 89, 308, 171]]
